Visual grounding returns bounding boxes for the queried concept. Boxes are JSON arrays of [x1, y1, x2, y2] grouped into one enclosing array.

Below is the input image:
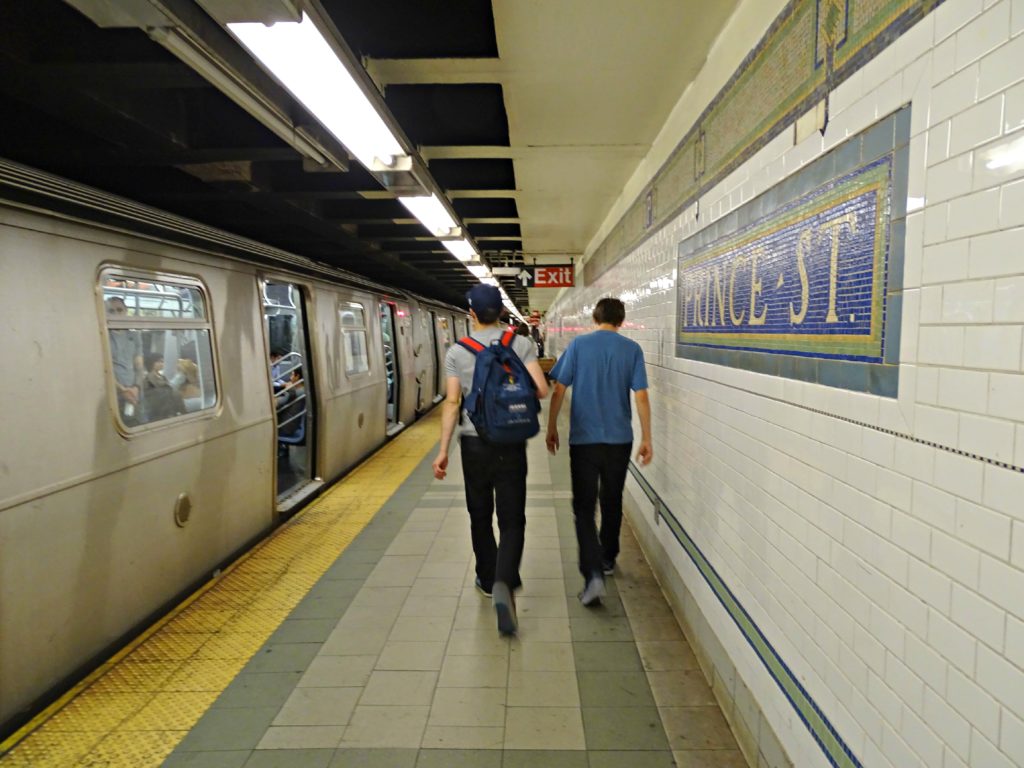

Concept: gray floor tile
[[581, 707, 670, 750], [672, 750, 749, 768], [415, 749, 502, 767], [307, 579, 363, 600], [569, 615, 634, 642], [661, 706, 738, 751], [243, 748, 335, 767], [270, 619, 338, 644], [325, 561, 376, 579], [566, 595, 627, 618], [176, 707, 280, 751], [214, 672, 302, 710], [572, 642, 643, 671], [499, 750, 587, 768], [577, 671, 656, 707], [288, 596, 354, 620], [245, 644, 322, 673], [162, 751, 251, 768], [588, 750, 678, 768], [327, 748, 419, 767]]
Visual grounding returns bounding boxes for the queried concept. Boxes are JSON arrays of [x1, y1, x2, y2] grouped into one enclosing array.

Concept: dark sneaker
[[579, 573, 606, 607], [474, 577, 492, 597], [601, 560, 615, 576], [492, 582, 517, 636]]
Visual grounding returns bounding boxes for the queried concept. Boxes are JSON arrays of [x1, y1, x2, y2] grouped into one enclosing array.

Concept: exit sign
[[534, 265, 575, 287]]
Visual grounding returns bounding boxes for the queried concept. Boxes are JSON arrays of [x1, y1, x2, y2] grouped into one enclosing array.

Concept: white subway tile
[[935, 35, 959, 83], [979, 553, 1024, 619], [923, 686, 972, 760], [1014, 520, 1024, 567], [905, 632, 950, 693], [963, 324, 1024, 370], [1006, 79, 1024, 132], [891, 510, 932, 561], [950, 96, 1005, 156], [941, 279, 995, 322], [921, 284, 944, 321], [927, 120, 953, 165], [905, 213, 925, 287], [899, 704, 945, 767], [947, 187, 1002, 239], [931, 65, 981, 124], [1000, 177, 1024, 227], [933, 529, 983, 588], [983, 463, 1024, 520], [912, 560, 954, 612], [994, 277, 1024, 322], [1014, 0, 1024, 34], [915, 403, 961, 445], [983, 20, 1024, 99], [1007, 613, 1024, 668], [924, 201, 949, 244], [927, 152, 975, 204], [912, 480, 957, 531], [916, 365, 940, 404], [931, 606, 980, 674], [959, 412, 1018, 462], [947, 666, 1002, 742], [1017, 424, 1024, 465], [936, 0, 987, 43], [956, 497, 1013, 558], [1000, 708, 1024, 768], [919, 325, 965, 366], [974, 132, 1024, 191], [951, 583, 1008, 651], [933, 449, 985, 501], [971, 731, 1019, 768], [968, 227, 1024, 278], [880, 721, 919, 768], [977, 642, 1024, 712], [854, 622, 888, 675], [889, 583, 930, 639], [955, 1, 1012, 69], [937, 367, 990, 412]]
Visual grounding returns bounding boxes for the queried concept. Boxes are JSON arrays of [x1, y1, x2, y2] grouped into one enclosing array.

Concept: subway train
[[0, 160, 469, 733]]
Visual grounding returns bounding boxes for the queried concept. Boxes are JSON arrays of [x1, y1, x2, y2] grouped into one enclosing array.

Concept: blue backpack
[[458, 330, 540, 444]]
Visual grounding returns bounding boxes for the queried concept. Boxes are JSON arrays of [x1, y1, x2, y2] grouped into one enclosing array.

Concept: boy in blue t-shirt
[[546, 297, 653, 606]]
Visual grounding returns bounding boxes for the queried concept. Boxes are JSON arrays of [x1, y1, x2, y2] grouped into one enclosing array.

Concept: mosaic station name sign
[[677, 157, 891, 363]]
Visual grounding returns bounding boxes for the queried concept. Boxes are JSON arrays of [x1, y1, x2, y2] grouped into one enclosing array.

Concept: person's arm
[[432, 375, 462, 480], [525, 360, 549, 399], [634, 388, 653, 465], [545, 381, 567, 454]]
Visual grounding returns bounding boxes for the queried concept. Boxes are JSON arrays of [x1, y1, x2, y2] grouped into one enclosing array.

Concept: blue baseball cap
[[466, 284, 502, 316]]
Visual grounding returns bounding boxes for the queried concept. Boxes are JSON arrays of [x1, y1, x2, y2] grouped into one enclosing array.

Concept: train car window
[[339, 301, 369, 375], [101, 271, 217, 430]]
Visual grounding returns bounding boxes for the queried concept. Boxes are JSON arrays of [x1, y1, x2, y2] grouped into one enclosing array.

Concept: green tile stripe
[[628, 464, 861, 768]]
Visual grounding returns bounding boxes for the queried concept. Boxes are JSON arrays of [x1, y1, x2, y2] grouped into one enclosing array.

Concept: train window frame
[[338, 300, 370, 377], [99, 267, 220, 434]]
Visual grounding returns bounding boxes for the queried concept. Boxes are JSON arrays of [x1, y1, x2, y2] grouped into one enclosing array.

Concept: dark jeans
[[570, 442, 632, 578], [459, 436, 527, 592]]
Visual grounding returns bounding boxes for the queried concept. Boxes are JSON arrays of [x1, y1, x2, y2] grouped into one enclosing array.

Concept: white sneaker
[[579, 573, 606, 607]]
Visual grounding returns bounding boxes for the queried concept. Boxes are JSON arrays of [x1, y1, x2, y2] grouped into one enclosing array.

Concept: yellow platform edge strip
[[0, 411, 441, 766]]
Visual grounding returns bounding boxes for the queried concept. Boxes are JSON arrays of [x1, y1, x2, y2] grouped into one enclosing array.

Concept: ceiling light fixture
[[399, 194, 459, 237], [228, 13, 405, 171], [443, 239, 477, 262], [481, 277, 500, 287], [467, 264, 491, 278]]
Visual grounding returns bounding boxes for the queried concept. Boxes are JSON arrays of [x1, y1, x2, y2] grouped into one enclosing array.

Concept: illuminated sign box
[[676, 106, 909, 397]]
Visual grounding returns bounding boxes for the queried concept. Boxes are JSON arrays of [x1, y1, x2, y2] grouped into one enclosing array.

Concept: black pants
[[570, 442, 632, 578], [459, 436, 527, 592]]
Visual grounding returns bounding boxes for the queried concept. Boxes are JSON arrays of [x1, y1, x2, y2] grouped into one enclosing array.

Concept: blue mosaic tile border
[[675, 105, 910, 397], [628, 462, 862, 768]]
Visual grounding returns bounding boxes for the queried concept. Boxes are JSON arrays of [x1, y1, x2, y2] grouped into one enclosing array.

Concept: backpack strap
[[457, 336, 485, 355], [499, 329, 516, 348]]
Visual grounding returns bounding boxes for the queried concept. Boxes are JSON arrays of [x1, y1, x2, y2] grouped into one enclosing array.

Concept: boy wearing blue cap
[[433, 284, 549, 635]]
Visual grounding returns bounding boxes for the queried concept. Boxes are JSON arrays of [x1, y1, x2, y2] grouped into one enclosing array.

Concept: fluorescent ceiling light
[[443, 239, 477, 262], [399, 194, 458, 237], [467, 264, 491, 278], [228, 13, 404, 170], [481, 277, 500, 287]]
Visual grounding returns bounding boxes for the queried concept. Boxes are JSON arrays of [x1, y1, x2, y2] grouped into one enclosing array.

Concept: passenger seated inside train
[[142, 352, 186, 422], [106, 297, 143, 423], [176, 358, 202, 411], [277, 367, 307, 455], [269, 348, 286, 388]]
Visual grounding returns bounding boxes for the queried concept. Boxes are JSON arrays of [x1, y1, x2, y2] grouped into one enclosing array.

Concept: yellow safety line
[[0, 411, 441, 767]]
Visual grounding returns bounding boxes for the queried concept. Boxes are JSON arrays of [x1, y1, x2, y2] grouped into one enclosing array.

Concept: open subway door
[[263, 280, 320, 511], [379, 301, 401, 435]]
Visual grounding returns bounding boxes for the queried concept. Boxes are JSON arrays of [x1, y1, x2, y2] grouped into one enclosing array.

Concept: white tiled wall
[[547, 1, 1024, 765]]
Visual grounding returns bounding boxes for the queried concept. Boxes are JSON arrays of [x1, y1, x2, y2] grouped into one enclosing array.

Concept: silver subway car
[[0, 185, 466, 733]]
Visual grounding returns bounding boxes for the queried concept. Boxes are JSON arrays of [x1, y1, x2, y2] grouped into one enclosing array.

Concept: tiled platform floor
[[163, 433, 745, 767]]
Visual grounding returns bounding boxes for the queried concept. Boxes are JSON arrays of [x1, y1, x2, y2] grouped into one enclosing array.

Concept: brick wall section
[[547, 0, 1024, 766]]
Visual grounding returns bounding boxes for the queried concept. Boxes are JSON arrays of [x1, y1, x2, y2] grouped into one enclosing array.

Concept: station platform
[[0, 411, 744, 768]]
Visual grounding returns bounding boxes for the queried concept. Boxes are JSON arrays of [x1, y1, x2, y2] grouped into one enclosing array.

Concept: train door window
[[100, 270, 217, 431], [379, 302, 400, 430], [263, 281, 316, 501], [339, 302, 369, 376]]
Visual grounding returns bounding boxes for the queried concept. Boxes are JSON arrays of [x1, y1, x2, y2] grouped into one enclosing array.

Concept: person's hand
[[432, 451, 449, 480], [122, 385, 139, 404], [546, 429, 559, 455], [636, 440, 653, 466]]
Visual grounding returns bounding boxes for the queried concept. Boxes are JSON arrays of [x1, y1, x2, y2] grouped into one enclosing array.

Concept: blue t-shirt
[[549, 330, 648, 445]]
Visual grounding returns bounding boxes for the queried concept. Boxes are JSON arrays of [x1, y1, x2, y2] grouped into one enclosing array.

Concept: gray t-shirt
[[445, 327, 539, 437]]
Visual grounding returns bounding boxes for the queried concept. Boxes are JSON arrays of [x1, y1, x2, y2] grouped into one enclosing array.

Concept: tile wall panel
[[546, 0, 1024, 766]]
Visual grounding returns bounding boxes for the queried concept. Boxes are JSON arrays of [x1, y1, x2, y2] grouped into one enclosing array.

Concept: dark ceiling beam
[[26, 61, 210, 90]]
